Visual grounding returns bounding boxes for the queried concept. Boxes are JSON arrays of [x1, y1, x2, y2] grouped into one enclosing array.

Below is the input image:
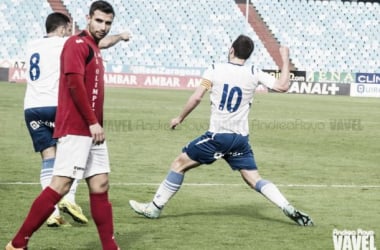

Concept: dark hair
[[45, 12, 70, 33], [231, 35, 254, 60], [89, 0, 115, 17]]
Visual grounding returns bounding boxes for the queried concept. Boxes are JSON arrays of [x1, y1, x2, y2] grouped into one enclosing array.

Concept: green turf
[[0, 82, 379, 250]]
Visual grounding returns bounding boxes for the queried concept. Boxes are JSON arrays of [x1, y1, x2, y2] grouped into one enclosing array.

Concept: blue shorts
[[24, 106, 57, 152], [183, 131, 258, 171]]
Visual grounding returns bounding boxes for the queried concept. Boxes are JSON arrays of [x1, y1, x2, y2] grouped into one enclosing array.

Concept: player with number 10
[[129, 34, 313, 226]]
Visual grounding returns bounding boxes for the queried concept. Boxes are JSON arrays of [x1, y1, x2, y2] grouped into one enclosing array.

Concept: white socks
[[153, 170, 184, 208], [64, 179, 79, 204], [255, 179, 289, 209]]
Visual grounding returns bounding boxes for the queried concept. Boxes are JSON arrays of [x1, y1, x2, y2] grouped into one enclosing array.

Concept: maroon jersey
[[54, 31, 104, 138]]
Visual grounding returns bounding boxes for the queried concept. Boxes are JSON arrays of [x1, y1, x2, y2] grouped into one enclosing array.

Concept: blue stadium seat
[[0, 0, 378, 73], [62, 0, 277, 70], [0, 0, 51, 62], [251, 0, 380, 73]]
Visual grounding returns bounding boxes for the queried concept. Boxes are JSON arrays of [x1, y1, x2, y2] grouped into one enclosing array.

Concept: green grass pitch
[[0, 82, 379, 249]]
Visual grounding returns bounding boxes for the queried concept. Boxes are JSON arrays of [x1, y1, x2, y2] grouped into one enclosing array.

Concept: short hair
[[231, 35, 254, 60], [45, 12, 70, 33], [89, 0, 115, 17]]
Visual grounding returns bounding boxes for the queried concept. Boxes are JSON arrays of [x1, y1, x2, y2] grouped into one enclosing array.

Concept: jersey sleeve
[[256, 70, 276, 89], [67, 74, 98, 125], [62, 37, 88, 75], [201, 65, 215, 89]]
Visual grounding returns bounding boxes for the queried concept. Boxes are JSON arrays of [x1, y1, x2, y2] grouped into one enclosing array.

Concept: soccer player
[[24, 11, 130, 227], [6, 1, 121, 249], [129, 35, 314, 226]]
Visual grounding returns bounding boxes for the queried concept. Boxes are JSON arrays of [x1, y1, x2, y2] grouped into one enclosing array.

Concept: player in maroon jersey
[[7, 1, 121, 249]]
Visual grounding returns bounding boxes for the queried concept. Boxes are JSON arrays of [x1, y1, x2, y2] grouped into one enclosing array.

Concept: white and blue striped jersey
[[202, 62, 276, 136]]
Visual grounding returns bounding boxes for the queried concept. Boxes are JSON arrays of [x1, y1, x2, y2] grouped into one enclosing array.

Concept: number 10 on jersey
[[218, 84, 242, 113]]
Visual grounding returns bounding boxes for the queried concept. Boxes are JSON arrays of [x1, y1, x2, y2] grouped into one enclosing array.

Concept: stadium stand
[[251, 0, 380, 73], [62, 0, 276, 70], [0, 0, 379, 73], [0, 0, 51, 61]]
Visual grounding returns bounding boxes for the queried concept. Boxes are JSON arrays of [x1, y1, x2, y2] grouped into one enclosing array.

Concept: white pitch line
[[0, 182, 379, 188]]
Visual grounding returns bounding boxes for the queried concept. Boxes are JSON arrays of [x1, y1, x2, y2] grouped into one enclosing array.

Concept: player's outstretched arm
[[99, 31, 131, 49], [170, 85, 208, 129], [272, 46, 290, 92]]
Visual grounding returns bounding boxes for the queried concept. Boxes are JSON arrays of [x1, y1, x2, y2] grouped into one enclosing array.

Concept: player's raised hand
[[279, 46, 289, 61], [119, 31, 132, 41]]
